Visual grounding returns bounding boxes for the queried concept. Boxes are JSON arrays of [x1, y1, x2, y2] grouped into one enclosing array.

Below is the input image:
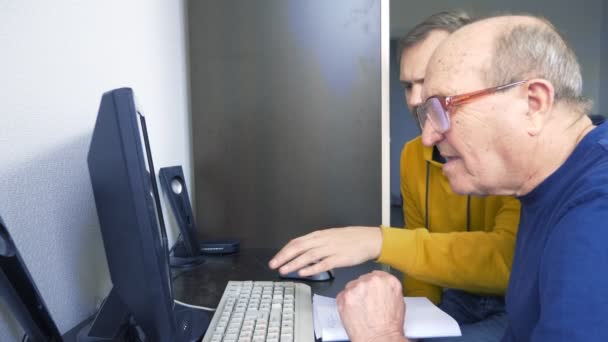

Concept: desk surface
[[172, 248, 381, 308]]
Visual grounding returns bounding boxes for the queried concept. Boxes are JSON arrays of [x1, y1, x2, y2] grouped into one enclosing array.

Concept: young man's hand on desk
[[337, 271, 410, 342], [268, 227, 383, 277]]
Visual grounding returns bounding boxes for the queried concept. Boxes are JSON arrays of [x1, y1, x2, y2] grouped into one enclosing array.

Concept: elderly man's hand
[[337, 271, 409, 342], [268, 227, 382, 277]]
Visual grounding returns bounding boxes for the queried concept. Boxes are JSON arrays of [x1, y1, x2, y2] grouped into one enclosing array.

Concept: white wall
[[0, 1, 192, 339], [390, 0, 604, 114]]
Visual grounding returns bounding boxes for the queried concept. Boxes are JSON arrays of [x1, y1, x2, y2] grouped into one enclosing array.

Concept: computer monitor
[[83, 88, 209, 341], [0, 215, 62, 342]]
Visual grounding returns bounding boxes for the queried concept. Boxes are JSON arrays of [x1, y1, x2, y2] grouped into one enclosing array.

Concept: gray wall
[[0, 1, 192, 340], [188, 0, 382, 248]]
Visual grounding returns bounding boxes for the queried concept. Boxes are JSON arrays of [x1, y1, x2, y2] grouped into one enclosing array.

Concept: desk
[[172, 248, 381, 307], [64, 248, 381, 341]]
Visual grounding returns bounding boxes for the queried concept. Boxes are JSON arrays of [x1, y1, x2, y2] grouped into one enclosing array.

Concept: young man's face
[[399, 30, 450, 114]]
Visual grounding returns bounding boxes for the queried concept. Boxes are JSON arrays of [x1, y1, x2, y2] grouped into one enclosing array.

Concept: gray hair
[[487, 18, 590, 107], [397, 10, 472, 63]]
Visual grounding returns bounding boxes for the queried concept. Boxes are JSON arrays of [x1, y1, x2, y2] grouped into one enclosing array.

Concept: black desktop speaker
[[159, 166, 200, 257], [159, 166, 239, 259]]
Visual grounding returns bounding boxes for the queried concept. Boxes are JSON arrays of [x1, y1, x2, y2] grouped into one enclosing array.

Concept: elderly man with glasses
[[336, 14, 608, 342], [270, 11, 520, 342]]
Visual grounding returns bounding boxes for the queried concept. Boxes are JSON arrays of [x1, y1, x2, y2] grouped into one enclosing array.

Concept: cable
[[466, 195, 471, 231], [425, 161, 430, 229], [174, 299, 216, 312], [168, 233, 206, 270], [168, 233, 183, 256], [170, 254, 206, 270], [171, 269, 187, 281], [170, 260, 204, 271]]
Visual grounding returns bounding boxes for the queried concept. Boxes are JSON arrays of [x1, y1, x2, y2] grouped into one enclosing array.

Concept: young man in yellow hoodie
[[269, 11, 520, 341]]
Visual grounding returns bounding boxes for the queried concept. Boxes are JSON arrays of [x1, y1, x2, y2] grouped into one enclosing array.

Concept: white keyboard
[[201, 281, 314, 342]]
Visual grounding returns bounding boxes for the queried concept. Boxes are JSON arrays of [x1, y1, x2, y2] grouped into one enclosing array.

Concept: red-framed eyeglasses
[[415, 80, 528, 133]]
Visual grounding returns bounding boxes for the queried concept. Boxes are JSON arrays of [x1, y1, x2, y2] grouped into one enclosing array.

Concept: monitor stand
[[77, 287, 210, 341]]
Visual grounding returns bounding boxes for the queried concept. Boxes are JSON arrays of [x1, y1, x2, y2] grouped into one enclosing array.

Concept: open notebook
[[313, 294, 461, 341]]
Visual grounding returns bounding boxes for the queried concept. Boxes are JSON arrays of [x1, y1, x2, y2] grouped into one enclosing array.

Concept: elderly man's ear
[[525, 79, 555, 136]]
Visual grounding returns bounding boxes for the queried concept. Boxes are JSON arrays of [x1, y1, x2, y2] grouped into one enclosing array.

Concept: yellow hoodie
[[377, 137, 521, 304]]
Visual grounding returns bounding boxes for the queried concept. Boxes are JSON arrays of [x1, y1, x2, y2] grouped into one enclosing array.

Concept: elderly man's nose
[[421, 120, 443, 146]]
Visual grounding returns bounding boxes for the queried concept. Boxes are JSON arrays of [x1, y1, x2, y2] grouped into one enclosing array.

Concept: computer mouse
[[279, 269, 334, 282]]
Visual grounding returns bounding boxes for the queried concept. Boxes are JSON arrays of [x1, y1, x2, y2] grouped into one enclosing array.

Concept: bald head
[[423, 17, 501, 97], [425, 15, 587, 108]]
